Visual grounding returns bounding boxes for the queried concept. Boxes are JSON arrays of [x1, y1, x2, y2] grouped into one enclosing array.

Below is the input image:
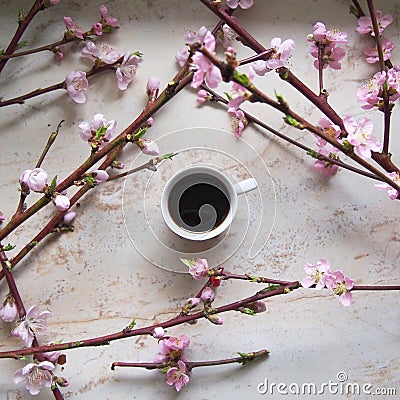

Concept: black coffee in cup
[[167, 173, 230, 234], [178, 182, 230, 230]]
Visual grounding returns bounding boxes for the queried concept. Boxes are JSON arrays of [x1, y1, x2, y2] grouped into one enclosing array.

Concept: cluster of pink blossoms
[[0, 300, 68, 395], [307, 22, 348, 70], [301, 259, 355, 306], [155, 334, 191, 392], [356, 10, 394, 64], [66, 46, 141, 103]]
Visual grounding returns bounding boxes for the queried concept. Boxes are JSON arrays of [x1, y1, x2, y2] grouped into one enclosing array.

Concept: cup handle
[[234, 178, 258, 195]]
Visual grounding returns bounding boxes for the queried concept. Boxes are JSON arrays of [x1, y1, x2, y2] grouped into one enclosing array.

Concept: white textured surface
[[0, 0, 399, 399]]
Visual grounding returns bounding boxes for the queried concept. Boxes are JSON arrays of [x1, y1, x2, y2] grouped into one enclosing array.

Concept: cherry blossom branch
[[0, 0, 46, 74], [201, 84, 384, 182], [0, 282, 299, 359], [199, 0, 400, 175], [0, 57, 123, 107], [197, 45, 400, 192], [111, 348, 270, 370], [0, 38, 72, 61]]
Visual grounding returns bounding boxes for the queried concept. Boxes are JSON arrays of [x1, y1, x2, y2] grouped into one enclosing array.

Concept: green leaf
[[49, 175, 58, 193], [2, 243, 16, 251], [95, 125, 108, 140], [17, 40, 28, 49], [234, 71, 250, 87], [131, 50, 143, 57], [239, 307, 256, 316], [224, 91, 232, 100], [307, 149, 319, 159], [283, 115, 303, 128], [180, 258, 196, 267], [134, 126, 147, 139]]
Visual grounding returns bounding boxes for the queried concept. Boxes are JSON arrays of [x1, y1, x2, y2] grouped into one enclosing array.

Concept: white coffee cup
[[161, 166, 257, 241]]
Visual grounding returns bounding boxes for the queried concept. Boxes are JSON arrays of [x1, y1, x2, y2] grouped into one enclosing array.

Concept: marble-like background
[[0, 0, 399, 399]]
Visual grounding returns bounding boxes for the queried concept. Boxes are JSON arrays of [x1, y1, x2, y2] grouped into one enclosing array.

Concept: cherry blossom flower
[[137, 139, 160, 156], [53, 194, 70, 211], [356, 10, 393, 36], [315, 117, 341, 147], [184, 26, 208, 44], [217, 24, 237, 49], [196, 89, 212, 104], [310, 43, 346, 70], [300, 259, 332, 290], [14, 361, 55, 395], [200, 287, 215, 303], [308, 22, 348, 46], [189, 258, 209, 279], [12, 305, 51, 347], [82, 42, 121, 64], [63, 17, 85, 39], [342, 116, 382, 159], [1, 295, 18, 323], [364, 38, 395, 64], [357, 71, 387, 109], [155, 335, 190, 363], [330, 270, 355, 306], [63, 211, 76, 224], [226, 0, 254, 9], [66, 71, 88, 103], [191, 31, 222, 89], [166, 360, 190, 392], [313, 145, 340, 177], [152, 327, 165, 339], [230, 109, 247, 137], [175, 48, 189, 67], [375, 172, 400, 200], [227, 67, 254, 112], [20, 168, 48, 192], [252, 37, 295, 75], [307, 22, 348, 70], [387, 67, 400, 92], [78, 113, 117, 149], [116, 52, 141, 90], [99, 5, 119, 28]]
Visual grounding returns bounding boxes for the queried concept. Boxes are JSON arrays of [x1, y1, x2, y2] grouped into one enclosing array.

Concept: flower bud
[[200, 287, 215, 303], [54, 194, 70, 211], [207, 314, 223, 325], [138, 139, 159, 156], [146, 76, 161, 97], [186, 297, 201, 309], [63, 211, 76, 224], [152, 327, 165, 338], [26, 168, 48, 192], [247, 300, 267, 314], [93, 170, 109, 184], [0, 295, 18, 323]]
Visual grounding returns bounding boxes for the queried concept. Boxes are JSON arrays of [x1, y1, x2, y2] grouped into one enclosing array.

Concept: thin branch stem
[[36, 120, 64, 168], [111, 348, 269, 370], [0, 0, 45, 74]]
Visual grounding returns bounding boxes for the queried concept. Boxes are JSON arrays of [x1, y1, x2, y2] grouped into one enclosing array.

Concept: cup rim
[[161, 166, 238, 241]]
